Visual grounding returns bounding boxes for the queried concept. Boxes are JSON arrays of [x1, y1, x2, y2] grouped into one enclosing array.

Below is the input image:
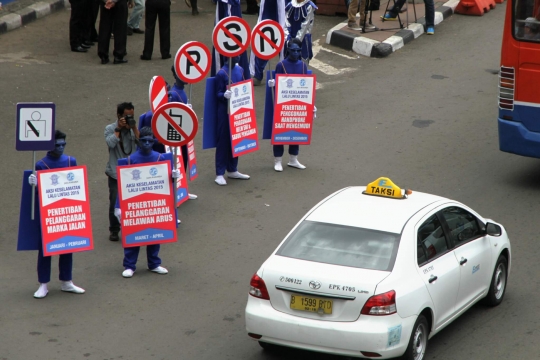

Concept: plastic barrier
[[455, 0, 497, 15]]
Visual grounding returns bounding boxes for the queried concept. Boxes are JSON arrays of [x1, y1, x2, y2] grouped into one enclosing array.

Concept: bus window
[[514, 0, 540, 41]]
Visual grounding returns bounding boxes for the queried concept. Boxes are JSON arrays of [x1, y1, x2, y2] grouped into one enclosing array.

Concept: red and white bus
[[498, 0, 540, 158]]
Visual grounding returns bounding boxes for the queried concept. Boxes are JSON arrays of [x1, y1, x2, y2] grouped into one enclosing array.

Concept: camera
[[125, 114, 136, 127]]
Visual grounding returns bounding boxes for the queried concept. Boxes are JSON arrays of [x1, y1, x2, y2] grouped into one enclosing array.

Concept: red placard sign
[[151, 102, 198, 147], [174, 41, 211, 84], [251, 20, 285, 60], [149, 75, 168, 112], [117, 161, 177, 247], [212, 16, 251, 57], [186, 140, 198, 181], [165, 146, 189, 206], [228, 79, 259, 157], [272, 74, 316, 145], [38, 165, 94, 256]]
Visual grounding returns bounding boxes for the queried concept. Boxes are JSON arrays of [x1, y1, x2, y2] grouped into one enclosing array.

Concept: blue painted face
[[287, 44, 301, 62], [139, 136, 155, 154], [52, 139, 66, 156]]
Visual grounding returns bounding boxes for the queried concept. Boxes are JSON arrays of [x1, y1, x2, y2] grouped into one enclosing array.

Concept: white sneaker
[[227, 171, 250, 180], [149, 266, 168, 274], [288, 155, 306, 169], [274, 157, 283, 172], [188, 193, 198, 200], [215, 175, 227, 186], [33, 283, 48, 299], [61, 281, 85, 294], [122, 269, 135, 278], [177, 218, 181, 224]]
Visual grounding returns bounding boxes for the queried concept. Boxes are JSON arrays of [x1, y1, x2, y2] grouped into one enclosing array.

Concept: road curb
[[0, 0, 66, 35], [326, 0, 460, 57]]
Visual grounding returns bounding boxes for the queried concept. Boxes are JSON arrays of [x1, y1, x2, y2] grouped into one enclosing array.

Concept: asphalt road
[[1, 3, 539, 360]]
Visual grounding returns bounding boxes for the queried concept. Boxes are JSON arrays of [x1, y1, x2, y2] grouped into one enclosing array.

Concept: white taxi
[[245, 177, 511, 360]]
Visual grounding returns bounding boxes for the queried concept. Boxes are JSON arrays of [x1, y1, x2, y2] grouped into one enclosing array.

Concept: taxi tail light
[[361, 290, 397, 316], [498, 66, 514, 110], [249, 274, 270, 300]]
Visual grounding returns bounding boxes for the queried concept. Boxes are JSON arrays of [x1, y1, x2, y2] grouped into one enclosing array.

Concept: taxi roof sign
[[363, 177, 406, 199]]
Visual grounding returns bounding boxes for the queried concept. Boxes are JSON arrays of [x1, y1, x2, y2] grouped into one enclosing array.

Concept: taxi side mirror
[[486, 223, 502, 237]]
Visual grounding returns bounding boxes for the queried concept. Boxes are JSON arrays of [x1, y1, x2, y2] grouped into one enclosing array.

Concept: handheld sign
[[212, 16, 251, 57], [272, 74, 316, 145], [174, 41, 211, 84], [151, 102, 198, 147], [165, 145, 189, 207], [37, 166, 94, 256], [16, 103, 55, 151], [251, 20, 285, 60], [149, 76, 168, 112], [117, 161, 177, 247], [186, 140, 198, 181], [228, 79, 259, 157]]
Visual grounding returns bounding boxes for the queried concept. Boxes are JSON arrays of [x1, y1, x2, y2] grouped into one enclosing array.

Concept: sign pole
[[268, 59, 274, 103], [172, 146, 178, 214], [31, 151, 36, 220], [189, 84, 193, 104], [228, 58, 232, 114]]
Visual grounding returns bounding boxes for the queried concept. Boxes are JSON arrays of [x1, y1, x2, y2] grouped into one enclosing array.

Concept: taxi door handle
[[428, 275, 438, 283], [460, 257, 468, 265]]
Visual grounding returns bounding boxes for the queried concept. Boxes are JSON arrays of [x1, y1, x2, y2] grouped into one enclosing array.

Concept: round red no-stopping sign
[[212, 16, 251, 57], [151, 102, 198, 147], [174, 41, 211, 84], [251, 20, 284, 60], [149, 75, 168, 112]]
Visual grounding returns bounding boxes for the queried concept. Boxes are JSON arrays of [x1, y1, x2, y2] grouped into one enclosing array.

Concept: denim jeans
[[389, 0, 434, 27], [127, 0, 145, 29]]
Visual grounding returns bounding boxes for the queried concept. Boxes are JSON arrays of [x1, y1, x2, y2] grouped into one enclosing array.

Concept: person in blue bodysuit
[[268, 38, 316, 171], [211, 0, 251, 79], [138, 66, 197, 200], [284, 0, 317, 63], [214, 56, 251, 185], [249, 0, 285, 85], [28, 130, 86, 299], [114, 127, 180, 278]]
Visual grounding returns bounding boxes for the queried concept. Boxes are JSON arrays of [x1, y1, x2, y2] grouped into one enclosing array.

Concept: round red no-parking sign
[[251, 20, 285, 60], [174, 41, 211, 84], [212, 16, 251, 57]]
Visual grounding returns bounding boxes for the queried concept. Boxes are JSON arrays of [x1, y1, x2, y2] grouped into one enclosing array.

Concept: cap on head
[[525, 17, 538, 30]]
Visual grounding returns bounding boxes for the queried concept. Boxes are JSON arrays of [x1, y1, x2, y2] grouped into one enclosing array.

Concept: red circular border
[[174, 41, 212, 84], [251, 20, 285, 60], [151, 102, 199, 147], [212, 16, 252, 57]]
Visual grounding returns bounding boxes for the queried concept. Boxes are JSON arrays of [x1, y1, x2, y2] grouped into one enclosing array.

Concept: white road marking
[[310, 40, 355, 76]]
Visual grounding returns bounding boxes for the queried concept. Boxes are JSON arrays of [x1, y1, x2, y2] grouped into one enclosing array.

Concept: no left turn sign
[[212, 16, 251, 57], [174, 41, 211, 84], [251, 20, 284, 60], [151, 102, 198, 147]]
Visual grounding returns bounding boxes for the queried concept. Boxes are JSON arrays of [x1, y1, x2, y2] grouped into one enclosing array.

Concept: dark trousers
[[123, 245, 161, 271], [98, 0, 128, 59], [273, 145, 299, 157], [245, 0, 259, 13], [108, 176, 120, 233], [142, 0, 171, 58], [37, 246, 73, 283], [215, 111, 238, 175], [69, 0, 87, 49], [388, 0, 435, 27], [87, 0, 100, 42], [181, 144, 188, 172]]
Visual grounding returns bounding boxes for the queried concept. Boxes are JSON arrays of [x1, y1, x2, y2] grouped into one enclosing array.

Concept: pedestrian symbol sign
[[16, 103, 56, 151]]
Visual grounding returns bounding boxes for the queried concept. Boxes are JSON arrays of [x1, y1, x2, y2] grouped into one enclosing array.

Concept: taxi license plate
[[290, 294, 333, 314]]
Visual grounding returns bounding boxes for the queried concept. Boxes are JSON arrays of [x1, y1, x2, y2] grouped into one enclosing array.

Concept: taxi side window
[[440, 207, 483, 246], [417, 214, 449, 266]]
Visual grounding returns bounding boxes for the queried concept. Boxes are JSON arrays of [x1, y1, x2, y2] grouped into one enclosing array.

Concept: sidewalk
[[0, 0, 67, 34], [326, 0, 460, 57]]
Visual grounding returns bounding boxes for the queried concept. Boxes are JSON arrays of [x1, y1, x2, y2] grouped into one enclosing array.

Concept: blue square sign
[[16, 103, 56, 151]]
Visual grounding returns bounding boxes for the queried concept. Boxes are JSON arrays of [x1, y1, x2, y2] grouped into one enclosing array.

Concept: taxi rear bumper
[[245, 295, 416, 359]]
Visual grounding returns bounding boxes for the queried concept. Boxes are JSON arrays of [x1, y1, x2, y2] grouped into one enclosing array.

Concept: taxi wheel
[[258, 341, 274, 351], [402, 315, 428, 360], [484, 255, 508, 307]]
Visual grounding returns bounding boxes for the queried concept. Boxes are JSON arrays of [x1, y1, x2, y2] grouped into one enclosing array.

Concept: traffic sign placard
[[212, 16, 251, 57], [174, 41, 211, 84], [251, 20, 285, 60], [149, 75, 168, 112], [16, 102, 56, 151], [151, 102, 198, 147]]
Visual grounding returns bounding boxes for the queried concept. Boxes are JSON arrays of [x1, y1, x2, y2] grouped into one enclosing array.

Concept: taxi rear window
[[276, 221, 400, 271]]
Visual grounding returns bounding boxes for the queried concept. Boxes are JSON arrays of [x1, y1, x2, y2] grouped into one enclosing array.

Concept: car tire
[[258, 341, 274, 351], [402, 315, 428, 360], [483, 255, 508, 307]]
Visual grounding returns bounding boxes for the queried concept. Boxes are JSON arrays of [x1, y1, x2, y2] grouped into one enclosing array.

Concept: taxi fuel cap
[[363, 177, 411, 199]]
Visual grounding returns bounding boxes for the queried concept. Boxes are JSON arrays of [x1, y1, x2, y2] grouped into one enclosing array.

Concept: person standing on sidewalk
[[347, 0, 375, 31], [98, 0, 133, 64], [382, 0, 435, 34], [140, 0, 171, 60], [127, 0, 145, 35]]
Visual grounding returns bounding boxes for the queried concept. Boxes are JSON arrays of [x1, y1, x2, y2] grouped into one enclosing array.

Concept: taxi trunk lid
[[263, 256, 390, 322]]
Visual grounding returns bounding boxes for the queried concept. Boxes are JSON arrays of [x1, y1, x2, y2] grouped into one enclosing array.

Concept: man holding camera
[[104, 102, 140, 242]]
